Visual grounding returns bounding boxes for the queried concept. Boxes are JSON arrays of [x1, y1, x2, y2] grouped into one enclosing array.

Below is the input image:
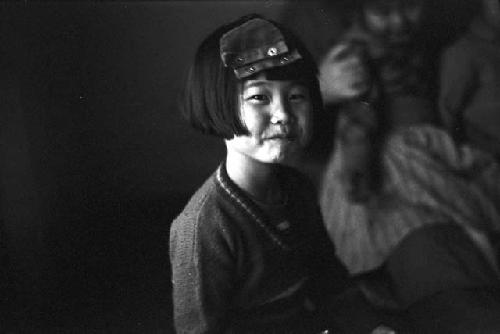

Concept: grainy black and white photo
[[3, 0, 500, 333]]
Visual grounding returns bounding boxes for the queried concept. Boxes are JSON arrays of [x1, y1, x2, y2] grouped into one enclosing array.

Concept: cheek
[[296, 104, 314, 142], [240, 106, 268, 135]]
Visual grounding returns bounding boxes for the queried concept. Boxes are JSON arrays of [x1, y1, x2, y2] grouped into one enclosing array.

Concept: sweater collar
[[215, 162, 291, 251]]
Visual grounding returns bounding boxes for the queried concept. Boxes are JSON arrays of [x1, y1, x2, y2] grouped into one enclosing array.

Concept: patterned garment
[[320, 124, 500, 274], [170, 162, 347, 333]]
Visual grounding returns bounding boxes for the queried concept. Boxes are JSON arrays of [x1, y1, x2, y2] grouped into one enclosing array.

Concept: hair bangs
[[249, 60, 317, 85]]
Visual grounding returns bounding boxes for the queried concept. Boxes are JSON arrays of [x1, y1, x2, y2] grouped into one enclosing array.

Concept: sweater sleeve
[[170, 203, 237, 334]]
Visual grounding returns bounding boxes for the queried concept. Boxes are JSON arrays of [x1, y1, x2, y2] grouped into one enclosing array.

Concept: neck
[[225, 149, 282, 204]]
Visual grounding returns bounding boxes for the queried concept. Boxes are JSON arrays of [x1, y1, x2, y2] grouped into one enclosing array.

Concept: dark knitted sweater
[[170, 163, 348, 333]]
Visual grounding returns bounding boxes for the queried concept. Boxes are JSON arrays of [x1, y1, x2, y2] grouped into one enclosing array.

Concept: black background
[[2, 2, 285, 332]]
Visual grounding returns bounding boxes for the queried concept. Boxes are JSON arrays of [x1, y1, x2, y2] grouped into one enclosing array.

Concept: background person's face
[[226, 76, 313, 164], [482, 0, 500, 31], [362, 0, 424, 45]]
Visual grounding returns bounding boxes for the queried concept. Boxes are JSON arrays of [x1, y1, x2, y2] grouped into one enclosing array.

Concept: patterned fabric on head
[[220, 17, 303, 78]]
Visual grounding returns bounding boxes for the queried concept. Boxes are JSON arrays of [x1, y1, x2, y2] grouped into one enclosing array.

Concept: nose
[[388, 9, 411, 34], [389, 11, 404, 30], [270, 97, 293, 125]]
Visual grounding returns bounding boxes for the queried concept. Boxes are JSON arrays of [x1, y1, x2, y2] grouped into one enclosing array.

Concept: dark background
[[2, 2, 286, 332], [1, 1, 476, 332]]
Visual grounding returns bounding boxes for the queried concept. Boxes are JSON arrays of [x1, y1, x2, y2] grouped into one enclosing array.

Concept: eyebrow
[[243, 81, 269, 89]]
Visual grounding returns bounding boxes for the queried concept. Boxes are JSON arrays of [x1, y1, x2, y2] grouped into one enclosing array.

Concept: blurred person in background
[[283, 0, 500, 332], [440, 0, 500, 161]]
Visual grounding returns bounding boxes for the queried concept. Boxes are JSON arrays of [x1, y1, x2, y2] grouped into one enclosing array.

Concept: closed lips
[[266, 132, 295, 140]]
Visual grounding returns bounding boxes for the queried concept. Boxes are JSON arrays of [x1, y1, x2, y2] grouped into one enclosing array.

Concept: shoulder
[[171, 173, 233, 242], [170, 167, 254, 249]]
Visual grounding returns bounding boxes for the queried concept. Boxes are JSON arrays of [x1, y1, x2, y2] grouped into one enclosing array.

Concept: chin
[[266, 150, 298, 164], [255, 153, 282, 164], [254, 141, 303, 164], [254, 150, 286, 164], [269, 155, 287, 164]]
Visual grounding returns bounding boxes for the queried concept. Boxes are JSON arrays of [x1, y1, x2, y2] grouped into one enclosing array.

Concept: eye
[[290, 93, 307, 101], [289, 87, 310, 102], [250, 94, 268, 101], [246, 94, 270, 104]]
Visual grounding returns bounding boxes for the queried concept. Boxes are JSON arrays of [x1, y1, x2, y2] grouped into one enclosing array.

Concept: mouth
[[265, 132, 296, 141], [385, 33, 412, 45]]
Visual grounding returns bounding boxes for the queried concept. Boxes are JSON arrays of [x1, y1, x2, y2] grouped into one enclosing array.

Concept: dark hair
[[181, 14, 323, 139]]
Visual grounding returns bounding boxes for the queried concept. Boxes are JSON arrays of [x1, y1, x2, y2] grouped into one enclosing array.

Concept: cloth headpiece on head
[[219, 17, 303, 79]]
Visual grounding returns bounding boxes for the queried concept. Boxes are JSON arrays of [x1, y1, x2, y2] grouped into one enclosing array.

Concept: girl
[[169, 14, 349, 334]]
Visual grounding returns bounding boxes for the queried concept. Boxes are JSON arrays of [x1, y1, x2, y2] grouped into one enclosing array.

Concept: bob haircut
[[181, 14, 324, 140]]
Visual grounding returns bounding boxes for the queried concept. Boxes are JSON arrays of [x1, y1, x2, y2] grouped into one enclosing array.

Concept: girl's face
[[225, 74, 313, 164]]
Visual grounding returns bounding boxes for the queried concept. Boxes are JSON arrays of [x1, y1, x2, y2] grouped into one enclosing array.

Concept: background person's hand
[[319, 42, 371, 104]]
